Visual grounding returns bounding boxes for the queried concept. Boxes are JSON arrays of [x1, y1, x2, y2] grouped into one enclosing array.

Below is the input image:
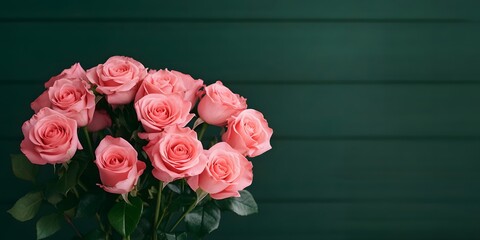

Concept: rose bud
[[44, 62, 86, 88], [87, 109, 112, 132], [134, 69, 203, 108], [197, 81, 247, 126], [94, 136, 146, 194]]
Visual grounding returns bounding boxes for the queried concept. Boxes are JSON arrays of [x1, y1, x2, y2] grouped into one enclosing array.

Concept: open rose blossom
[[135, 93, 194, 133], [31, 78, 96, 127], [222, 109, 273, 157], [94, 136, 146, 194], [86, 56, 147, 105], [188, 142, 253, 200], [20, 107, 83, 165], [134, 69, 204, 107], [142, 125, 206, 183], [197, 81, 247, 126]]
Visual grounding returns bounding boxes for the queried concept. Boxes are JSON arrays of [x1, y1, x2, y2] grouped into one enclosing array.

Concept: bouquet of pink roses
[[8, 56, 273, 240]]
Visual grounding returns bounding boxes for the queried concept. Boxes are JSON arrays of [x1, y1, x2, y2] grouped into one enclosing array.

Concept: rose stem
[[169, 191, 208, 232], [197, 123, 208, 141], [153, 181, 163, 240], [156, 190, 173, 229], [64, 214, 83, 238], [82, 127, 94, 158]]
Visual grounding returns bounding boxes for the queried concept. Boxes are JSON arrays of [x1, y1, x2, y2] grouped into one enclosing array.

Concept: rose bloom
[[222, 109, 273, 157], [142, 125, 206, 183], [20, 108, 83, 165], [134, 69, 203, 107], [188, 142, 253, 200], [134, 94, 194, 133], [87, 109, 112, 132], [44, 63, 86, 88], [86, 56, 147, 105], [31, 78, 96, 127], [197, 81, 247, 126], [94, 136, 146, 194]]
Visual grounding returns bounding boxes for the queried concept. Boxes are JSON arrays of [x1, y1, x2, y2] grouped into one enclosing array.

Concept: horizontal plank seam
[[2, 80, 480, 85], [2, 136, 480, 142], [3, 198, 480, 205], [0, 17, 477, 24]]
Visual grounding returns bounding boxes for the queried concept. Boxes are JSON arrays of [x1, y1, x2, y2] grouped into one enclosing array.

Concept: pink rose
[[187, 142, 253, 200], [31, 78, 95, 127], [134, 69, 203, 107], [94, 136, 146, 194], [142, 125, 206, 183], [134, 94, 194, 133], [86, 56, 147, 105], [30, 90, 50, 113], [44, 63, 86, 88], [197, 81, 247, 126], [87, 109, 112, 132], [20, 108, 83, 165], [222, 109, 273, 157], [171, 70, 204, 107]]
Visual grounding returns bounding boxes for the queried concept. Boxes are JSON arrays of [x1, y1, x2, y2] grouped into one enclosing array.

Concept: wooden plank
[[213, 202, 480, 239], [1, 23, 480, 83], [1, 0, 479, 20], [3, 139, 480, 203], [2, 202, 480, 239], [2, 83, 480, 139], [248, 139, 480, 202]]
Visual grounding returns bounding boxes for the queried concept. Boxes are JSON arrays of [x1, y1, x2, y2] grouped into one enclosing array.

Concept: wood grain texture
[[2, 201, 480, 239], [1, 23, 480, 83], [1, 0, 479, 20], [2, 1, 480, 239], [1, 84, 480, 139], [3, 139, 480, 203]]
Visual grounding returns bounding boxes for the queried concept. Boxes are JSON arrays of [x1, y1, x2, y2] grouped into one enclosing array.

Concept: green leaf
[[215, 190, 258, 216], [83, 229, 106, 240], [76, 193, 106, 218], [185, 202, 221, 238], [164, 232, 187, 240], [8, 191, 43, 222], [36, 213, 63, 239], [108, 196, 143, 237], [11, 154, 39, 182], [56, 161, 81, 195], [45, 179, 64, 206], [56, 192, 79, 212]]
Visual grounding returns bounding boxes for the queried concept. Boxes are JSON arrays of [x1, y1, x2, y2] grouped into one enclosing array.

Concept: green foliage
[[83, 229, 107, 240], [36, 213, 63, 239], [76, 193, 106, 218], [56, 161, 82, 195], [163, 232, 187, 240], [108, 196, 144, 237], [216, 190, 258, 216], [8, 191, 43, 222], [185, 202, 221, 238], [11, 154, 38, 182]]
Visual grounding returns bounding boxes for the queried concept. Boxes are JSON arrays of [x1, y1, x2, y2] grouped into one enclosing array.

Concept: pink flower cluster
[[20, 56, 273, 200]]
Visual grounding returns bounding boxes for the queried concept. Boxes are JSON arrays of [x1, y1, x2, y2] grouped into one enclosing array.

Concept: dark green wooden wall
[[2, 1, 480, 239]]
